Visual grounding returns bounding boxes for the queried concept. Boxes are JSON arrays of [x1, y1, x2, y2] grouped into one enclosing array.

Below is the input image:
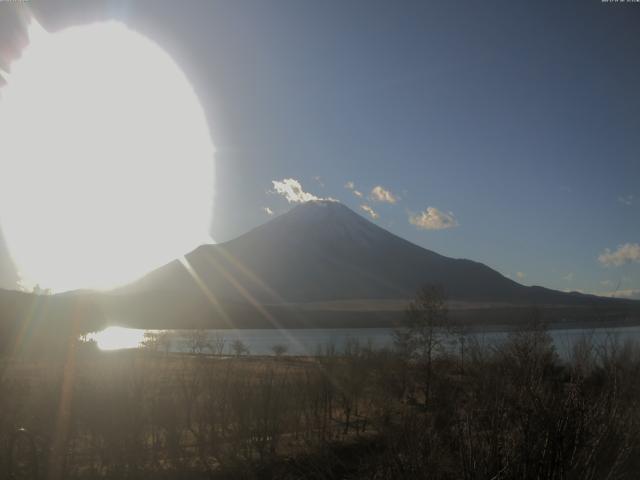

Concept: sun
[[0, 21, 215, 292]]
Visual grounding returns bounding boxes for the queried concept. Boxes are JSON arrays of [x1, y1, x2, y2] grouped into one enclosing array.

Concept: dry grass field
[[3, 317, 640, 479]]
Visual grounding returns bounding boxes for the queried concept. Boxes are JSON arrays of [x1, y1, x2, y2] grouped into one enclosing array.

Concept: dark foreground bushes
[[1, 323, 640, 479]]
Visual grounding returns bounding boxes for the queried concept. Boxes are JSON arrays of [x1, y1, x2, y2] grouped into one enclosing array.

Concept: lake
[[86, 324, 640, 357]]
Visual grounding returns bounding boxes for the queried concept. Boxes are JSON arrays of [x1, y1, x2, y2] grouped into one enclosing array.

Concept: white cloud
[[409, 207, 459, 230], [601, 279, 614, 287], [345, 180, 363, 198], [618, 194, 633, 206], [596, 289, 640, 300], [370, 185, 397, 204], [360, 204, 379, 220], [272, 178, 321, 203], [263, 207, 274, 216], [563, 272, 574, 282], [598, 243, 640, 267], [516, 271, 526, 280]]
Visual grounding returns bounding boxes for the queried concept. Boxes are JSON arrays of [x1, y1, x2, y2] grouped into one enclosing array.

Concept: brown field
[[3, 319, 640, 479]]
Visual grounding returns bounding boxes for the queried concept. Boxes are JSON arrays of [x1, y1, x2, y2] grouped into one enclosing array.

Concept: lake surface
[[87, 325, 640, 357]]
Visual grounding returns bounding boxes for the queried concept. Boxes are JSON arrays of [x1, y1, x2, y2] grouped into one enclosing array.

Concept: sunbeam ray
[[178, 256, 234, 328], [201, 251, 312, 355]]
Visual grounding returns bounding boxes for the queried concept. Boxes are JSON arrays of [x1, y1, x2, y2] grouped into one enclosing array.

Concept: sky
[[0, 0, 638, 298]]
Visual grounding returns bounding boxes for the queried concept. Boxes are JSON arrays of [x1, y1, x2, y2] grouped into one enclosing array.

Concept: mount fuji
[[101, 201, 637, 328]]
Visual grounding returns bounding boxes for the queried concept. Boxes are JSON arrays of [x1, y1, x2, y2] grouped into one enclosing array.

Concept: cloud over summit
[[272, 178, 321, 203], [409, 207, 458, 230]]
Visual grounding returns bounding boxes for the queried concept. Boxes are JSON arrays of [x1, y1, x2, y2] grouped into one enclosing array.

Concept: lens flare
[[86, 326, 148, 351], [0, 21, 215, 292]]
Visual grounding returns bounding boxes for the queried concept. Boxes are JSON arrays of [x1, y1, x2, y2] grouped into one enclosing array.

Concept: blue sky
[[0, 0, 638, 297]]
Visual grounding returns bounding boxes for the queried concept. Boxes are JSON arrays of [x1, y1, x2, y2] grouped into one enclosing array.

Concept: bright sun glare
[[0, 21, 215, 292], [86, 326, 148, 351]]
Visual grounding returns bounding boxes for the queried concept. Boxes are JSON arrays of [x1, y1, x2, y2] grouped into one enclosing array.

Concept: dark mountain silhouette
[[0, 201, 637, 335], [129, 201, 621, 305], [91, 200, 638, 329]]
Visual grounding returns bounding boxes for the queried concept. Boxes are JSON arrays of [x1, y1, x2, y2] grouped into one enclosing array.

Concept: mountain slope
[[0, 201, 635, 337], [128, 201, 623, 307]]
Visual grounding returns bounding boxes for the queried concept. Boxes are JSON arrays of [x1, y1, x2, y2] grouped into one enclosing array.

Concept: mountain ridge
[[0, 200, 638, 333], [125, 200, 633, 307]]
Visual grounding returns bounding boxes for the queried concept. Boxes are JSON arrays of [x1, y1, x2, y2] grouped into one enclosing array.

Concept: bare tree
[[231, 339, 250, 357], [271, 344, 288, 358], [394, 284, 448, 405], [211, 332, 226, 356], [448, 319, 470, 374], [142, 331, 171, 354], [186, 329, 211, 355]]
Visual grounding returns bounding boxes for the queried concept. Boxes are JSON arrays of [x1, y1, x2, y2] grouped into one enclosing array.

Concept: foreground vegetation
[[1, 318, 640, 479]]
